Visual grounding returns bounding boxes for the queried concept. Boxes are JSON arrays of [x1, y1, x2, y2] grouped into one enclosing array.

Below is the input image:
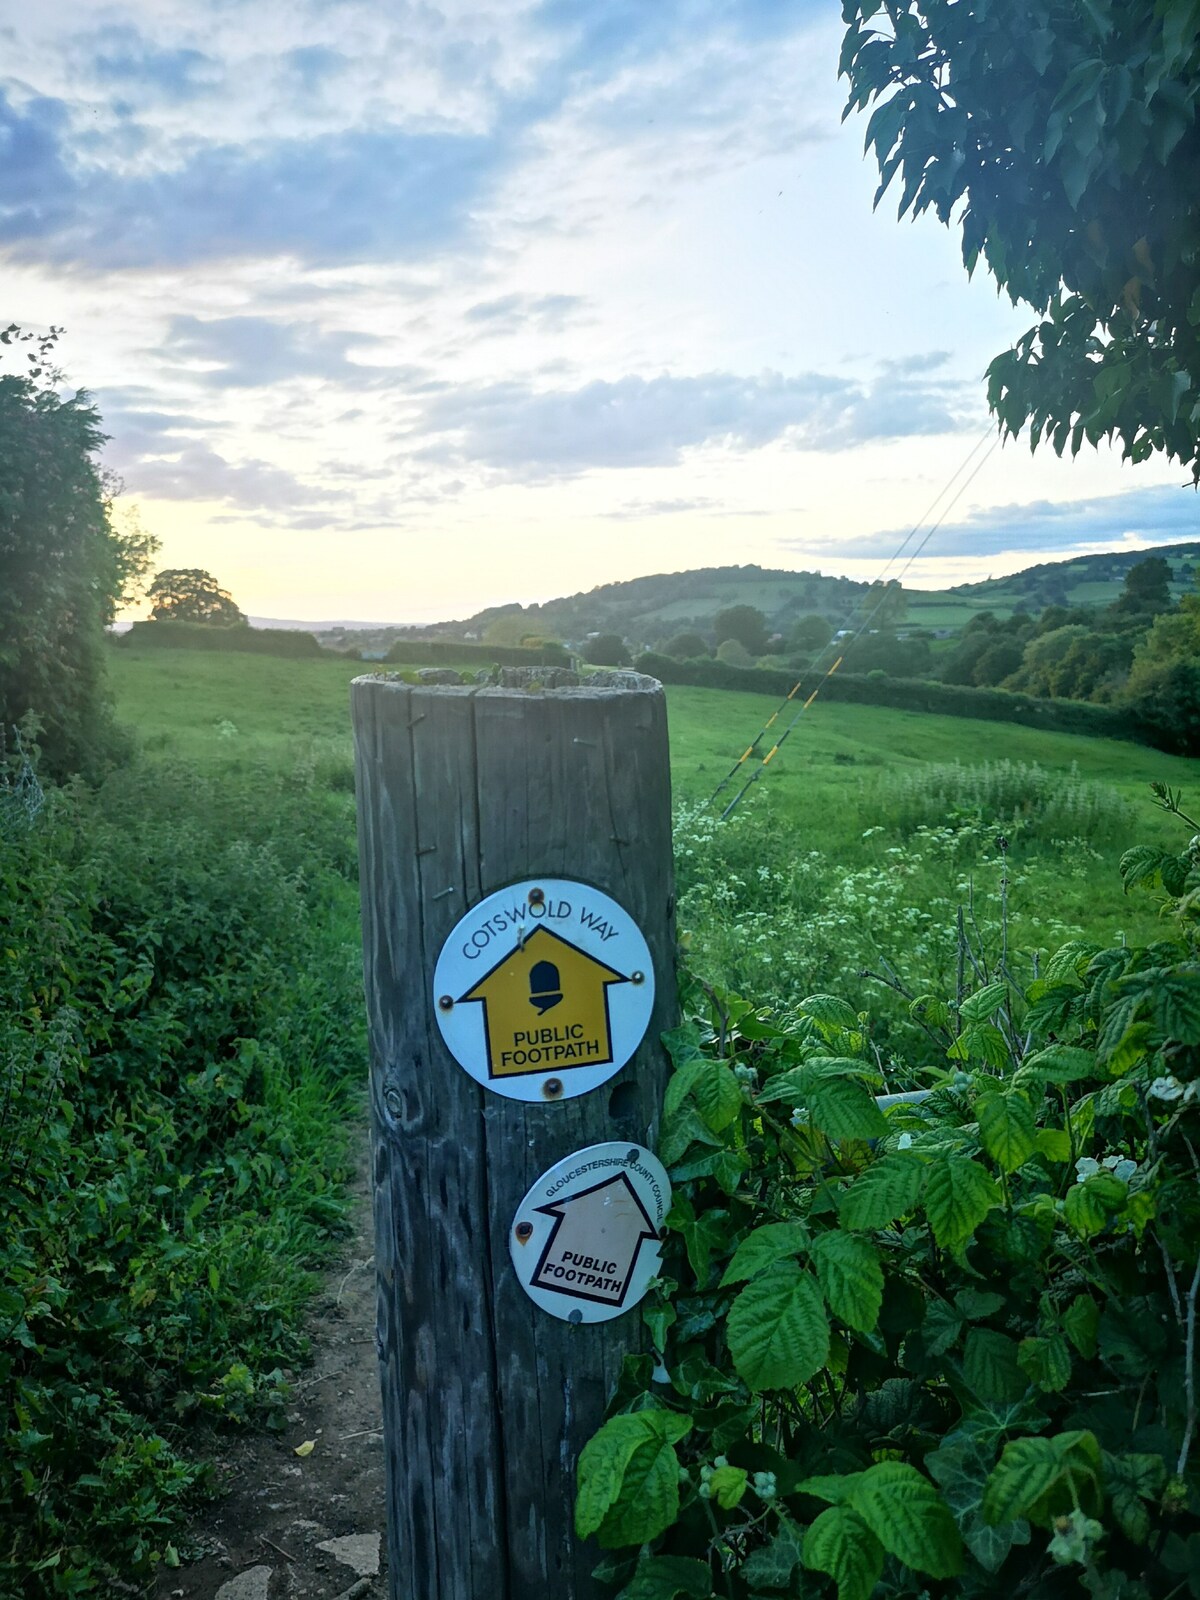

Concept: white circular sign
[[509, 1142, 672, 1323], [432, 878, 655, 1103]]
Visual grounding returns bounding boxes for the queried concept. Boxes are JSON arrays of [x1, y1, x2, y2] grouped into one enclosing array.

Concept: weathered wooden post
[[351, 670, 676, 1600]]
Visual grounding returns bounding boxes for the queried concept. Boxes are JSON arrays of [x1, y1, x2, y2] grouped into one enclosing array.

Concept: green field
[[110, 643, 1199, 1021]]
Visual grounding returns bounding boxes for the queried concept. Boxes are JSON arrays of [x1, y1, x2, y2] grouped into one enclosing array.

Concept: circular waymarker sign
[[510, 1142, 672, 1324], [432, 878, 655, 1103]]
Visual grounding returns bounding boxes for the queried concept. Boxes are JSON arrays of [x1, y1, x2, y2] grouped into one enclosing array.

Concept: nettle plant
[[578, 785, 1200, 1600]]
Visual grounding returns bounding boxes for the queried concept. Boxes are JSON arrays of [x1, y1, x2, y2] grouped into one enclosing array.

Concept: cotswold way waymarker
[[351, 671, 676, 1600], [434, 878, 656, 1101]]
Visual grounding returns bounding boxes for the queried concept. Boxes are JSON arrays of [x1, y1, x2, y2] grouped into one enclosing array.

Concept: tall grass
[[873, 759, 1134, 849]]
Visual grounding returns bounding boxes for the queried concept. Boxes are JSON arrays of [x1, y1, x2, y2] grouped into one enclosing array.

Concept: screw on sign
[[510, 1143, 672, 1324], [432, 879, 656, 1102]]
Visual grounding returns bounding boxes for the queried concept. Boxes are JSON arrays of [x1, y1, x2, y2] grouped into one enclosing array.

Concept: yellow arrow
[[459, 925, 629, 1079]]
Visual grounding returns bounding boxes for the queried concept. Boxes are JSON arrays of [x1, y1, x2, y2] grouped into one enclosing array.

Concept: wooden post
[[351, 671, 676, 1600]]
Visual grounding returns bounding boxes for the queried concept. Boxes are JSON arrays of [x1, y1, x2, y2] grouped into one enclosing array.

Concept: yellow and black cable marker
[[715, 428, 999, 820]]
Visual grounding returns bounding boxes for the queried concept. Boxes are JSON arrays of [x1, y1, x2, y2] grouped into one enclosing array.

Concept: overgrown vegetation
[[0, 328, 155, 779], [0, 751, 364, 1598], [579, 785, 1200, 1600]]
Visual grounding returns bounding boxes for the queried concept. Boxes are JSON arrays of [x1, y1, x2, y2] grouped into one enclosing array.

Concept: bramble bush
[[580, 783, 1200, 1600], [0, 752, 364, 1598]]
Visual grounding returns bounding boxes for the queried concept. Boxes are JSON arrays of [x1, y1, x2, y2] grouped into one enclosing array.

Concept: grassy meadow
[[110, 643, 1199, 1037]]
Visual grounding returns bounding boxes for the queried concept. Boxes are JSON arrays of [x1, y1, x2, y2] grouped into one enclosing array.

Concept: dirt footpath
[[158, 1131, 387, 1600]]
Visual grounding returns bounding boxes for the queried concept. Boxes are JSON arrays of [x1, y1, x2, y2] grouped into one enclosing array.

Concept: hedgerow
[[0, 754, 364, 1597], [580, 785, 1200, 1600]]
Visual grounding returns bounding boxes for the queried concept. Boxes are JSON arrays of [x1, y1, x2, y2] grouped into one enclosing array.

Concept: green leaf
[[576, 1411, 692, 1544], [691, 1060, 744, 1133], [1103, 1452, 1168, 1546], [976, 1091, 1037, 1172], [664, 1056, 709, 1117], [960, 982, 1008, 1023], [811, 1231, 883, 1334], [726, 1262, 829, 1392], [709, 1463, 747, 1510], [838, 1152, 925, 1230], [923, 1157, 998, 1251], [799, 993, 860, 1034], [1064, 1180, 1114, 1238], [740, 1519, 805, 1590], [616, 1555, 712, 1600], [1019, 1045, 1095, 1084], [803, 1505, 884, 1600], [948, 1023, 1010, 1069], [1061, 1295, 1099, 1359], [719, 1222, 809, 1288], [1018, 1333, 1072, 1393], [922, 1299, 964, 1356], [847, 1461, 964, 1578], [808, 1073, 887, 1140], [659, 1105, 723, 1166], [963, 1328, 1027, 1404], [1035, 1127, 1071, 1163], [982, 1431, 1101, 1528], [926, 1433, 1030, 1574], [1045, 941, 1099, 984], [1154, 971, 1200, 1043], [796, 1473, 862, 1504]]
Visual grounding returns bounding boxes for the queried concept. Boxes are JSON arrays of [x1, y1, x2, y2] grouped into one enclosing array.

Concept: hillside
[[310, 541, 1200, 654]]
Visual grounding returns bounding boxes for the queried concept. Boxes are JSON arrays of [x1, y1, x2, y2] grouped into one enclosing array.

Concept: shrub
[[580, 800, 1200, 1600], [635, 652, 1154, 746], [0, 755, 364, 1595], [383, 638, 570, 668], [123, 621, 323, 657], [716, 638, 754, 668]]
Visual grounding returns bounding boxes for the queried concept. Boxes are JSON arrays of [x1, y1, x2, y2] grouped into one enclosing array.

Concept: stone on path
[[317, 1533, 381, 1577], [214, 1566, 272, 1600]]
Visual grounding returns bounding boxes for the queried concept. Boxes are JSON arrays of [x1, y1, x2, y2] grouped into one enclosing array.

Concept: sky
[[3, 0, 1196, 624]]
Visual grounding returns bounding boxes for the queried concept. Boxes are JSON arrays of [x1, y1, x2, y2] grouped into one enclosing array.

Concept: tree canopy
[[147, 568, 245, 625], [0, 328, 155, 777], [713, 605, 769, 655], [841, 0, 1200, 480]]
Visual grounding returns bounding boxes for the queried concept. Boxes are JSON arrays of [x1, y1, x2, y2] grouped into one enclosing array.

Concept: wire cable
[[718, 431, 999, 819], [707, 424, 995, 806]]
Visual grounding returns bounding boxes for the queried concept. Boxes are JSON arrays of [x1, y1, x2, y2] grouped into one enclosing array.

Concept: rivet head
[[626, 1147, 640, 1164], [528, 887, 545, 906], [515, 1221, 534, 1243], [568, 1309, 583, 1324], [543, 1077, 564, 1099], [631, 970, 645, 985], [438, 994, 454, 1011]]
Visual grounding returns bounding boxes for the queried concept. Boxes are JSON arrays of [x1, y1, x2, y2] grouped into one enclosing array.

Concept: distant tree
[[790, 613, 834, 654], [1115, 555, 1173, 614], [863, 580, 906, 630], [713, 605, 768, 656], [971, 639, 1025, 687], [582, 632, 630, 667], [0, 327, 157, 777], [842, 0, 1200, 482], [663, 631, 710, 659], [844, 631, 932, 678], [1122, 584, 1200, 749], [148, 568, 245, 625], [716, 638, 754, 668]]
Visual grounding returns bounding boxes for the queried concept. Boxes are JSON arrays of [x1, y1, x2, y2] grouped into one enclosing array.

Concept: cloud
[[93, 387, 218, 466], [163, 314, 380, 386], [413, 365, 971, 474], [89, 27, 219, 99], [801, 483, 1200, 563], [0, 86, 501, 268], [463, 292, 585, 333], [122, 443, 338, 521]]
